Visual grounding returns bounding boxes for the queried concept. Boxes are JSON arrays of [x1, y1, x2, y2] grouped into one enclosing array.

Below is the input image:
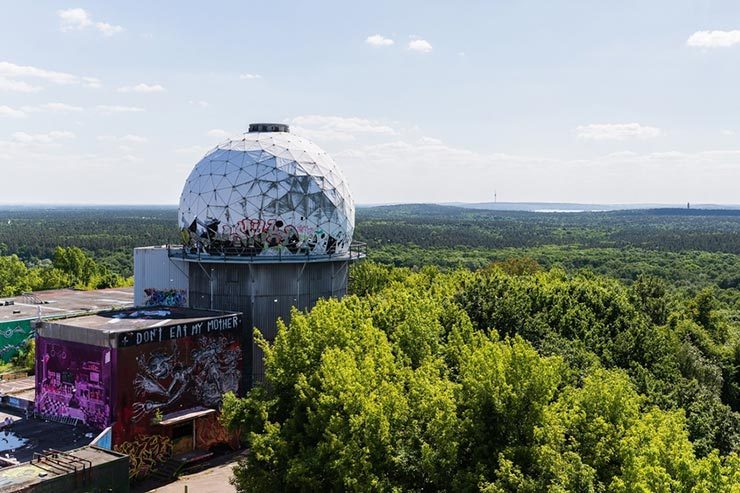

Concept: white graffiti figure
[[130, 337, 241, 422], [132, 346, 193, 422], [191, 336, 240, 407]]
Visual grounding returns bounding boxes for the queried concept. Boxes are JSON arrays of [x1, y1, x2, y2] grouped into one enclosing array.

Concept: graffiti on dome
[[182, 215, 348, 256], [178, 135, 355, 258]]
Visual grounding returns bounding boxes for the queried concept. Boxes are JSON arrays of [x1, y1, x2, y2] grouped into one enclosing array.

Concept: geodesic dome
[[178, 124, 355, 257]]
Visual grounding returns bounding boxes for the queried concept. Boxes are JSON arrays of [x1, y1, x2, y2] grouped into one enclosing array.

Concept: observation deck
[[167, 241, 367, 264]]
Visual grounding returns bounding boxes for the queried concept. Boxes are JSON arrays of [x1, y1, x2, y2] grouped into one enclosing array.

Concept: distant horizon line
[[1, 201, 739, 208]]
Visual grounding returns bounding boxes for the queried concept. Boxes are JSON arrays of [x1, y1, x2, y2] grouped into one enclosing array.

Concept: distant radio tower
[[494, 190, 497, 204]]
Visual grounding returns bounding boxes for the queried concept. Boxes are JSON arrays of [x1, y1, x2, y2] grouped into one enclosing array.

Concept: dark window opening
[[172, 421, 193, 439]]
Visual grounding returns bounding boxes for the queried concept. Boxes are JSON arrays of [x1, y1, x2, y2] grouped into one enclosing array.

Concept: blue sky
[[1, 1, 739, 205]]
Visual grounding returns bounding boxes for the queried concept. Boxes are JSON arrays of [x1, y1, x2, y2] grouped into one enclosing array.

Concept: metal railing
[[31, 449, 92, 487], [168, 241, 367, 264]]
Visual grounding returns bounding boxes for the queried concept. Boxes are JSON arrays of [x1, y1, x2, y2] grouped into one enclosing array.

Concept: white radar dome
[[179, 123, 355, 257]]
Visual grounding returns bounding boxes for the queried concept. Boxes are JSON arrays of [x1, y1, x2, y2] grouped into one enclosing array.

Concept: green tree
[[0, 254, 33, 296]]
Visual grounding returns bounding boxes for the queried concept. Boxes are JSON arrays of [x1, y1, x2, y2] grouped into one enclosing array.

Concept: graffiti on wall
[[117, 313, 241, 348], [114, 434, 172, 479], [0, 319, 33, 362], [131, 346, 190, 422], [111, 326, 242, 453], [35, 337, 112, 429], [196, 412, 240, 451], [192, 335, 240, 406], [130, 335, 240, 422], [143, 288, 187, 307]]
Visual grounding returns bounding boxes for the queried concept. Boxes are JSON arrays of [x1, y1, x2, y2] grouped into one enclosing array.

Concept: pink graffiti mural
[[36, 337, 113, 429]]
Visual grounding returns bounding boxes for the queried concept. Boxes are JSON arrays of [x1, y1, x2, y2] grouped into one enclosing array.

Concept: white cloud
[[576, 123, 662, 141], [0, 61, 78, 85], [206, 129, 234, 139], [96, 105, 145, 114], [97, 134, 148, 144], [94, 22, 124, 36], [41, 102, 84, 112], [0, 61, 101, 90], [289, 115, 397, 142], [117, 83, 166, 93], [22, 102, 84, 113], [58, 8, 92, 30], [189, 100, 210, 108], [11, 131, 75, 144], [408, 39, 433, 53], [0, 106, 26, 118], [686, 30, 740, 48], [82, 77, 102, 89], [0, 77, 41, 92], [2, 118, 739, 204], [0, 131, 79, 169], [365, 34, 394, 47], [0, 145, 151, 199], [239, 73, 262, 80], [1, 102, 85, 118], [58, 8, 123, 36], [334, 131, 740, 204], [335, 136, 556, 203], [277, 116, 740, 204], [721, 129, 735, 136], [417, 136, 443, 145]]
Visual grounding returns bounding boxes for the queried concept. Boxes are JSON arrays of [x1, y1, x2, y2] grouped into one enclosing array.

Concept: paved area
[[0, 376, 34, 397], [134, 451, 244, 493], [0, 410, 22, 424], [147, 461, 238, 493], [0, 287, 134, 323]]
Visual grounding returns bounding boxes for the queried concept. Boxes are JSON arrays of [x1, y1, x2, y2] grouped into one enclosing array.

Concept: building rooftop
[[38, 306, 242, 348], [0, 408, 98, 465], [0, 287, 134, 324], [0, 376, 34, 400], [0, 444, 127, 492]]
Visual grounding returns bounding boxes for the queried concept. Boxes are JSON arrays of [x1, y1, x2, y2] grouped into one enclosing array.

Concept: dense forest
[[2, 204, 740, 285], [0, 206, 178, 279], [1, 205, 739, 489], [355, 204, 740, 253], [221, 262, 740, 491], [355, 205, 740, 288]]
